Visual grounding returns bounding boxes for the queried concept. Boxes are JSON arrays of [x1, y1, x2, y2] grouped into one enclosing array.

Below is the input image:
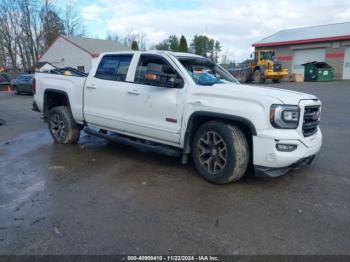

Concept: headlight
[[270, 104, 300, 129]]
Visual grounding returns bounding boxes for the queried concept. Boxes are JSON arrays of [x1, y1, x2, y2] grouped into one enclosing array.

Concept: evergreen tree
[[40, 2, 65, 48], [131, 40, 139, 50], [214, 40, 222, 63], [178, 35, 188, 52], [168, 35, 179, 51], [155, 35, 179, 51]]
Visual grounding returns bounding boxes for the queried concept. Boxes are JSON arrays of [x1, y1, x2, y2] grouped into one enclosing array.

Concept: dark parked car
[[12, 74, 34, 95], [0, 73, 11, 85]]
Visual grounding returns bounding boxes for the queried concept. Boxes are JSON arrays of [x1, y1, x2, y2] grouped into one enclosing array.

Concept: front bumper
[[252, 129, 322, 177], [265, 69, 288, 78], [255, 154, 316, 178]]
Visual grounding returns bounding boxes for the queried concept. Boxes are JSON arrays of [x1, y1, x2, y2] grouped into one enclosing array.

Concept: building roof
[[39, 35, 131, 60], [253, 22, 350, 47], [61, 35, 130, 56], [35, 61, 56, 68]]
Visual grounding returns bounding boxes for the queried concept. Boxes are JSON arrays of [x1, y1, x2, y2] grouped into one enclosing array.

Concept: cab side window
[[134, 55, 180, 87], [95, 55, 132, 82]]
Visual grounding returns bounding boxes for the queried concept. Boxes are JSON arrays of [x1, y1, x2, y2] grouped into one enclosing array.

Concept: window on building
[[95, 55, 133, 81], [77, 66, 85, 73]]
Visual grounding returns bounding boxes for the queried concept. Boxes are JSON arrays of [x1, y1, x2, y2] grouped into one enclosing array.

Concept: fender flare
[[183, 111, 257, 154], [43, 89, 71, 117]]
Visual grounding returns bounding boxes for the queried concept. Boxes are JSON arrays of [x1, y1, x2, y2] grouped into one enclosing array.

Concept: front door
[[83, 54, 133, 132], [123, 54, 184, 145]]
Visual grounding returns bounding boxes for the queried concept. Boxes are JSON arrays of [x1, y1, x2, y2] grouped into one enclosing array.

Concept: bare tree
[[62, 0, 85, 36], [106, 33, 124, 45], [0, 0, 88, 71], [40, 0, 64, 47], [0, 0, 18, 70], [124, 30, 147, 51]]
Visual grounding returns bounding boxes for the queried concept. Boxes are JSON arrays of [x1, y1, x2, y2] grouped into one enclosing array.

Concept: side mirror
[[250, 54, 253, 58], [173, 77, 184, 88]]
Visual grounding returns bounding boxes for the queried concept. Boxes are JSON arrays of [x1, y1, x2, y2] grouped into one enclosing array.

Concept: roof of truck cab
[[98, 50, 203, 58]]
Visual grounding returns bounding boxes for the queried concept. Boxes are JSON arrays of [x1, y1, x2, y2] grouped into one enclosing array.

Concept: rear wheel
[[48, 106, 80, 144], [272, 78, 281, 83], [192, 121, 249, 184], [253, 69, 265, 84]]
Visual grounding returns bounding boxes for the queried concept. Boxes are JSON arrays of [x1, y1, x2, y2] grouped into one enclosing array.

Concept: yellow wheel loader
[[231, 50, 288, 84]]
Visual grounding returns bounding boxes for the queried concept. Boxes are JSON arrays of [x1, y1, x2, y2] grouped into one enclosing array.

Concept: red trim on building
[[326, 52, 345, 59], [277, 55, 293, 61], [253, 35, 350, 47]]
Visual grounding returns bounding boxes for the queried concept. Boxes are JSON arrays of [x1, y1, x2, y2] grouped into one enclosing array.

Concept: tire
[[48, 106, 80, 144], [253, 70, 265, 84], [240, 71, 249, 83], [272, 78, 281, 83], [192, 121, 249, 184], [13, 86, 20, 95]]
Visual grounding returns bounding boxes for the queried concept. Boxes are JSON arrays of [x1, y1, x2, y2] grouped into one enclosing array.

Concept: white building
[[39, 35, 130, 73]]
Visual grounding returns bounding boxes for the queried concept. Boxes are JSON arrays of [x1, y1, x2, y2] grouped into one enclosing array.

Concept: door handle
[[86, 85, 96, 89], [189, 101, 202, 106], [128, 89, 140, 95]]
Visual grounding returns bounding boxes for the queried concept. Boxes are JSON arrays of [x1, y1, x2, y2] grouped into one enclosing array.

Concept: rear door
[[83, 54, 133, 132], [292, 49, 326, 75]]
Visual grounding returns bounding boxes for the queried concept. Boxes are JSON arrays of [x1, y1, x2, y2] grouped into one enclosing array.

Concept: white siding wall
[[39, 37, 93, 72], [38, 64, 56, 72]]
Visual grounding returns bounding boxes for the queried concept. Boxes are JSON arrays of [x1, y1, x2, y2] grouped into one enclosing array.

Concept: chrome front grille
[[303, 105, 320, 137]]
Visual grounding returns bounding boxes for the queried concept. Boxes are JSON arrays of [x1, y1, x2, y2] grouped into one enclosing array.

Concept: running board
[[84, 127, 181, 157]]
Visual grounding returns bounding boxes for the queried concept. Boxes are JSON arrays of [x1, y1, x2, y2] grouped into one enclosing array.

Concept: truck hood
[[212, 83, 318, 104]]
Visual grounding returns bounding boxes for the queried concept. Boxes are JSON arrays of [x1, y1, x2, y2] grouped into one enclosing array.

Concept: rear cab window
[[95, 55, 133, 82]]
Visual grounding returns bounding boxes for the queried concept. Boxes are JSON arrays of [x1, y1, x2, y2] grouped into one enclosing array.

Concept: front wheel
[[240, 71, 249, 83], [192, 121, 250, 184], [48, 106, 80, 144], [253, 70, 265, 84], [272, 78, 281, 83]]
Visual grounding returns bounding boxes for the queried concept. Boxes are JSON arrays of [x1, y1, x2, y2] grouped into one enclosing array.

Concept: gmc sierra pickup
[[33, 51, 322, 184]]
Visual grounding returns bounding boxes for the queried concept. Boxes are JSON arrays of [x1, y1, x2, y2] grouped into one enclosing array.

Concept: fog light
[[276, 143, 297, 152], [266, 153, 277, 162]]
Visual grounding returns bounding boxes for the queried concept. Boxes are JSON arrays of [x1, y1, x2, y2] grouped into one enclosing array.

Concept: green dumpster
[[302, 61, 334, 82]]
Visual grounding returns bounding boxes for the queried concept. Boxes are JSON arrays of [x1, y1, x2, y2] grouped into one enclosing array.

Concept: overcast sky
[[77, 0, 350, 61]]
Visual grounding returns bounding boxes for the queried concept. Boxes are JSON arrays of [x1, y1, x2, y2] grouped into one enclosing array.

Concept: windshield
[[177, 57, 239, 86], [260, 51, 273, 60]]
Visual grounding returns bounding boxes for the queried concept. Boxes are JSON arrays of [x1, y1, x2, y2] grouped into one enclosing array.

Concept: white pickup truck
[[33, 51, 322, 184]]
